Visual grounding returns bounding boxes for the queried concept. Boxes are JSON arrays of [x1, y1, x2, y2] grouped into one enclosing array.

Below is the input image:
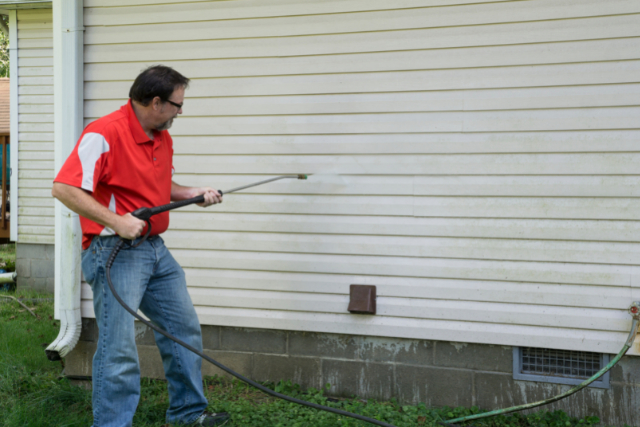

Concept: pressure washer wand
[[129, 175, 308, 246], [132, 175, 307, 221]]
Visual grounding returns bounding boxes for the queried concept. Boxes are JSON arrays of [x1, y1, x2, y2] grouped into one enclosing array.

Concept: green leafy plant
[[0, 15, 8, 78]]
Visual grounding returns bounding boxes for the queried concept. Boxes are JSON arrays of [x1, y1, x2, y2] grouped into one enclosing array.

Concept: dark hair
[[129, 65, 190, 106]]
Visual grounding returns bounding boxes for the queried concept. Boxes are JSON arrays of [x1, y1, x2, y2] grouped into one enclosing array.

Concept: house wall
[[63, 0, 640, 423], [81, 0, 640, 355], [16, 8, 53, 244], [14, 8, 54, 291]]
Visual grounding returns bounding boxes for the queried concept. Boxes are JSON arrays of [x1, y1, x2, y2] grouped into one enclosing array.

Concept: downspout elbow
[[45, 308, 82, 360]]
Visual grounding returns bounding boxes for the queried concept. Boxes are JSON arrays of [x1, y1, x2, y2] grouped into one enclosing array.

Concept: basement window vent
[[513, 347, 610, 389]]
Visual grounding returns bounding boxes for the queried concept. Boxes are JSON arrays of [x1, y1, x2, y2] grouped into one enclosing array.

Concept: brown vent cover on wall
[[348, 285, 376, 314]]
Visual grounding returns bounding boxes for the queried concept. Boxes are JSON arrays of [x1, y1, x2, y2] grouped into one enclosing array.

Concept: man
[[52, 66, 230, 427]]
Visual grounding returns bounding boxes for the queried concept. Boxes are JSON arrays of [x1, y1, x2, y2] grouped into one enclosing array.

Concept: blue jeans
[[82, 235, 208, 427]]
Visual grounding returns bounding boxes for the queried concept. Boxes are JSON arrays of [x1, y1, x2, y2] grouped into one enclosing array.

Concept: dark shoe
[[192, 411, 230, 426]]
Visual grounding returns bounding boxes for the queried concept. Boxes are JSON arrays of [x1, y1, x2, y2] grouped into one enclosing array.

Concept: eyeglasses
[[165, 99, 183, 110]]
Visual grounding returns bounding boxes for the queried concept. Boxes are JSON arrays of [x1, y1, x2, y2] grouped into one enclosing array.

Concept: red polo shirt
[[54, 100, 175, 249]]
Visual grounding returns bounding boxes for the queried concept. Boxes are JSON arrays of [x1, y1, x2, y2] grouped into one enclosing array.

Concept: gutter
[[46, 0, 84, 361], [0, 1, 53, 7]]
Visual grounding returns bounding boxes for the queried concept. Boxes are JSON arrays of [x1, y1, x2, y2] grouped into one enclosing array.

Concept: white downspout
[[46, 0, 84, 361], [9, 9, 17, 242]]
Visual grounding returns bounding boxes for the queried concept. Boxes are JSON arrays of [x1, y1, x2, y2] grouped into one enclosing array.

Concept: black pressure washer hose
[[105, 175, 395, 427], [105, 174, 640, 427]]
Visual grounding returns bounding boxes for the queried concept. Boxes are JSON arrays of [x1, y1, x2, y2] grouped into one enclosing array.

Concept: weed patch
[[200, 378, 604, 427], [0, 289, 609, 426]]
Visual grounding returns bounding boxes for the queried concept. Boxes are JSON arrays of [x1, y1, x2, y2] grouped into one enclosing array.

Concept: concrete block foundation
[[65, 321, 640, 425], [16, 242, 55, 293]]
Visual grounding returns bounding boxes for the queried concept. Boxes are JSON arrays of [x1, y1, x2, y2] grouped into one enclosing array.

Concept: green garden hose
[[446, 302, 640, 425]]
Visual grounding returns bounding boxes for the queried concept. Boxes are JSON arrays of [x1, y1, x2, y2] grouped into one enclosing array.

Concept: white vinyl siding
[[83, 0, 640, 355], [17, 8, 54, 244]]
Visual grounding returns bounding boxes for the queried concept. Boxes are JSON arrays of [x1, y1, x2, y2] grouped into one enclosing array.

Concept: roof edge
[[0, 1, 51, 10]]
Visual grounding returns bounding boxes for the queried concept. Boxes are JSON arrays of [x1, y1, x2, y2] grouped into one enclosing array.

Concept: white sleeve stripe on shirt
[[77, 132, 110, 192]]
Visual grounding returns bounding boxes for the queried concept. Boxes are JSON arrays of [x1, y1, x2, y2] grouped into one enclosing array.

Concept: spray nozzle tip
[[298, 174, 308, 180]]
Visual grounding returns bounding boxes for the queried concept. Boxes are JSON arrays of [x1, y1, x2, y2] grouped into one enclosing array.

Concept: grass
[[0, 289, 89, 426], [0, 289, 610, 427], [0, 242, 15, 271]]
